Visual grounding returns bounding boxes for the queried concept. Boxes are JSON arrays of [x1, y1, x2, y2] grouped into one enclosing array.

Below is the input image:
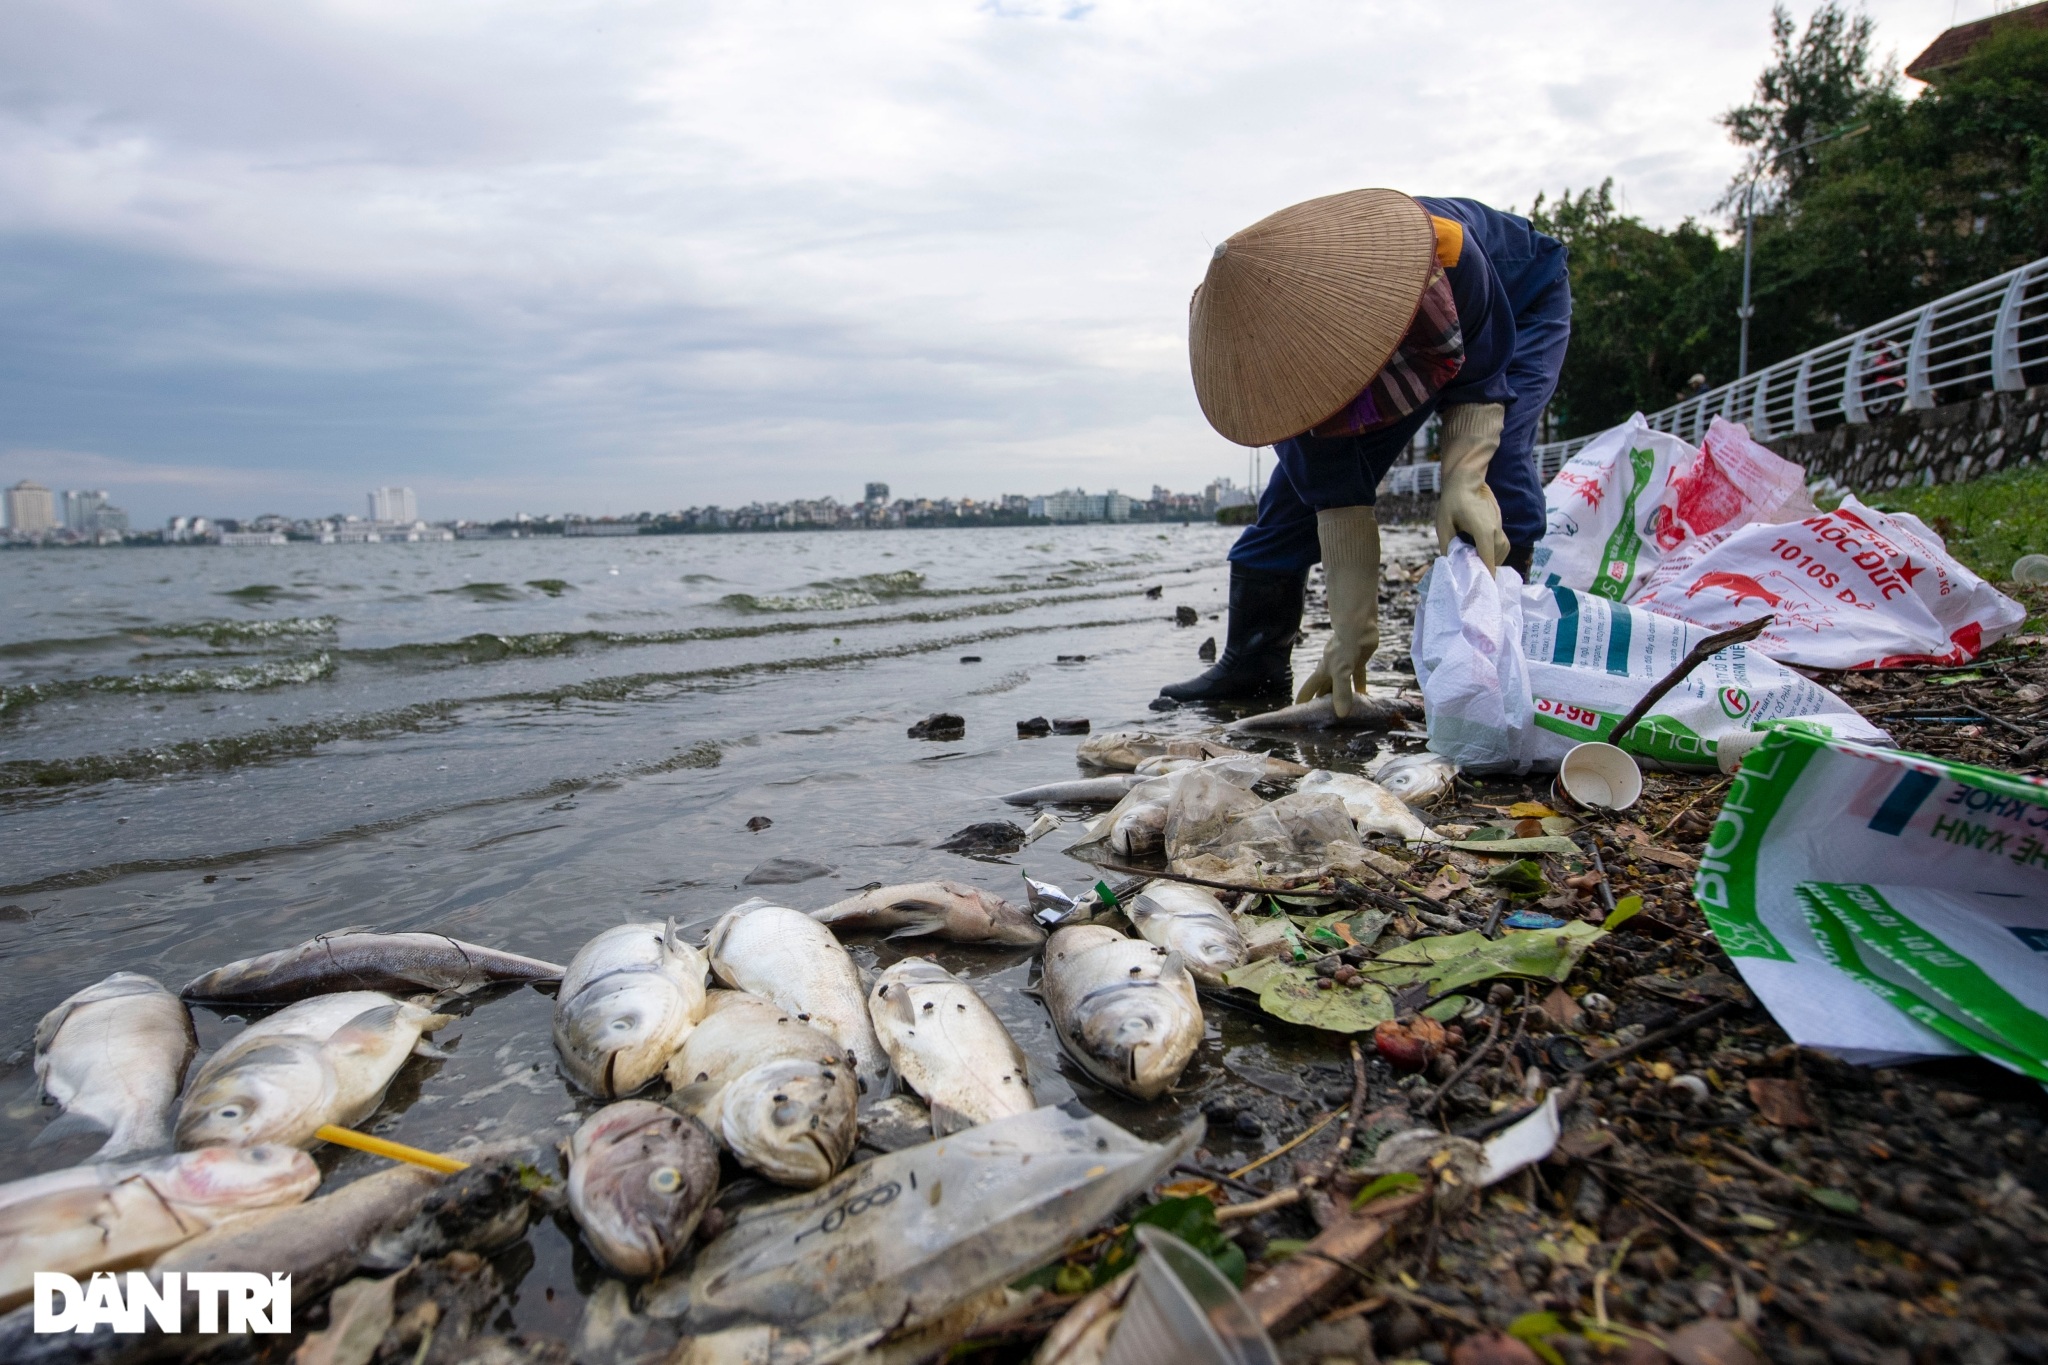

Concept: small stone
[[1144, 585, 1163, 599], [742, 857, 835, 885], [936, 821, 1027, 856], [1198, 636, 1217, 662], [1233, 1111, 1264, 1137], [959, 655, 982, 663], [907, 712, 966, 740], [1174, 605, 1199, 626], [1050, 717, 1091, 735], [1016, 716, 1052, 738], [1663, 1318, 1760, 1365], [1934, 1089, 1983, 1117], [744, 816, 772, 832]]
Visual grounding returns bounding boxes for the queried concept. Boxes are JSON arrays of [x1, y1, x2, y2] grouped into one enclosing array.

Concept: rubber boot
[[1157, 565, 1307, 703]]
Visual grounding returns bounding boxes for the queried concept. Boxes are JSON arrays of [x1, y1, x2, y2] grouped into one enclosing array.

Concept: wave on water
[[0, 654, 337, 719], [220, 584, 319, 603], [0, 616, 340, 660], [718, 569, 927, 613], [434, 582, 526, 603]]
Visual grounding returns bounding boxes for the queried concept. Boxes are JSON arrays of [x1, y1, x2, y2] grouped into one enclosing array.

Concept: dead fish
[[1123, 885, 1246, 986], [1077, 731, 1307, 781], [0, 1144, 318, 1311], [869, 960, 1034, 1135], [998, 775, 1144, 806], [1108, 801, 1168, 858], [809, 881, 1044, 946], [182, 931, 564, 1004], [1228, 694, 1425, 732], [706, 900, 890, 1095], [176, 991, 453, 1149], [1040, 926, 1202, 1101], [1370, 751, 1459, 806], [1296, 770, 1437, 842], [567, 1101, 720, 1279], [665, 991, 858, 1187], [33, 972, 195, 1160], [554, 920, 709, 1100]]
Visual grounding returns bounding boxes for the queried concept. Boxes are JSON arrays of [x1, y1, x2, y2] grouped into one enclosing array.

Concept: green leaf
[[1220, 957, 1396, 1034], [1422, 994, 1469, 1022], [1444, 835, 1583, 857], [1465, 826, 1514, 842], [1120, 1195, 1246, 1286], [1350, 1171, 1421, 1208], [1262, 1238, 1310, 1260], [1805, 1187, 1862, 1215], [1357, 922, 1606, 996], [1603, 895, 1644, 931], [1935, 672, 1986, 686], [1507, 1312, 1570, 1365], [1487, 859, 1550, 895]]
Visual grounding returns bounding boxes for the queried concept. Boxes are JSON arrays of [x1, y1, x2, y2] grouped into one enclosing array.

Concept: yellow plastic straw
[[315, 1124, 469, 1174]]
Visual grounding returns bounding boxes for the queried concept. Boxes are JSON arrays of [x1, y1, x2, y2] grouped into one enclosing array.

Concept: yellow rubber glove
[[1436, 403, 1510, 572], [1295, 506, 1380, 717]]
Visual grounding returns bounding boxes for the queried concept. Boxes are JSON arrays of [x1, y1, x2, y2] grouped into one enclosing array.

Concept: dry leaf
[[1636, 845, 1700, 870], [1747, 1077, 1816, 1129], [1538, 985, 1583, 1032], [294, 1273, 401, 1365], [1513, 818, 1546, 838], [1507, 802, 1558, 819], [1420, 863, 1470, 902]]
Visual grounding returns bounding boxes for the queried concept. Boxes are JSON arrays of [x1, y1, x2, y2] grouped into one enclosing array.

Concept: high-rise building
[[865, 482, 889, 506], [368, 487, 418, 524], [63, 489, 107, 531], [5, 480, 55, 533]]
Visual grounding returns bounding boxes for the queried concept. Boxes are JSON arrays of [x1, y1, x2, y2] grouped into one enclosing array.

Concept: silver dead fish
[[1370, 751, 1459, 806], [1076, 731, 1307, 781], [1040, 926, 1202, 1101], [869, 959, 1034, 1134], [554, 920, 709, 1100], [809, 881, 1044, 946], [1123, 884, 1246, 986], [1296, 769, 1437, 842], [34, 972, 195, 1160], [1227, 694, 1425, 732], [706, 900, 890, 1095], [998, 775, 1144, 806], [567, 1100, 721, 1279], [0, 1144, 318, 1311], [665, 991, 858, 1187], [1108, 800, 1169, 859], [182, 931, 564, 1004], [176, 991, 453, 1149]]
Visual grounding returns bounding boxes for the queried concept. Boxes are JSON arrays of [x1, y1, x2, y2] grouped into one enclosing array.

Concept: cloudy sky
[[0, 0, 1977, 523]]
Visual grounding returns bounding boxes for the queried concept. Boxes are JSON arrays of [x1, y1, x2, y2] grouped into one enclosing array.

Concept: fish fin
[[1158, 952, 1189, 983], [412, 1040, 452, 1060], [928, 1101, 974, 1137], [870, 981, 917, 1029], [31, 1111, 109, 1148], [666, 1081, 721, 1123], [882, 913, 946, 941]]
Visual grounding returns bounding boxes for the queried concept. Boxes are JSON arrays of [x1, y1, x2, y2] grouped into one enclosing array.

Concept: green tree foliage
[[1540, 5, 2048, 437]]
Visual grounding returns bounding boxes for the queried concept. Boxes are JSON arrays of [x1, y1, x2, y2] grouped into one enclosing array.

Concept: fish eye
[[218, 1106, 242, 1120], [649, 1167, 682, 1194], [610, 1019, 632, 1032]]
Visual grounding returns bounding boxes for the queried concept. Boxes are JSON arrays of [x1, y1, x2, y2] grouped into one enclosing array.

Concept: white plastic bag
[[1415, 543, 1888, 772], [1628, 495, 2025, 669]]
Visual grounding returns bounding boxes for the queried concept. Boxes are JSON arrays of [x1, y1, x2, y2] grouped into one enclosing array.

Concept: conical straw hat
[[1189, 189, 1436, 447]]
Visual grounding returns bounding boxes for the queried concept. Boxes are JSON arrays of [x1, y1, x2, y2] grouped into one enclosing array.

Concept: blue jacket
[[1414, 196, 1570, 412]]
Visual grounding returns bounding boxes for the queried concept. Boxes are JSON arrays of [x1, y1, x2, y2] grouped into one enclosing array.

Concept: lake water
[[0, 522, 1430, 1339]]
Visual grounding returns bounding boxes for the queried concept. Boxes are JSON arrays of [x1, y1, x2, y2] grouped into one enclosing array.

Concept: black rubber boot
[[1503, 544, 1534, 580], [1157, 565, 1307, 703]]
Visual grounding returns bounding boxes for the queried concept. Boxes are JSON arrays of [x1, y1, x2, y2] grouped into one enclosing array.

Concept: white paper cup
[[1553, 742, 1643, 812], [1714, 729, 1771, 774]]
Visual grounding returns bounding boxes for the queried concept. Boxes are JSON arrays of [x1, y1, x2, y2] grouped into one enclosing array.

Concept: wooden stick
[[1241, 1191, 1428, 1335], [1606, 615, 1774, 751], [1227, 1111, 1338, 1180]]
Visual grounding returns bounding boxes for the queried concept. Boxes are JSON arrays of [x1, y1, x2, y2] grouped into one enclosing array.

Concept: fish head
[[1109, 802, 1167, 857], [159, 1144, 321, 1209], [946, 885, 1045, 946], [570, 1103, 718, 1278], [176, 1041, 331, 1148], [719, 1057, 857, 1187], [557, 975, 692, 1099], [1177, 924, 1244, 984], [1073, 977, 1197, 1101]]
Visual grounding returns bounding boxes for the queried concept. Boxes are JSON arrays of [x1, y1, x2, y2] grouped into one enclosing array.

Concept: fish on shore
[[665, 991, 858, 1187], [176, 991, 454, 1149], [1369, 751, 1459, 806], [33, 972, 195, 1160], [1108, 800, 1169, 859], [1077, 732, 1308, 782], [706, 900, 890, 1095], [1227, 694, 1425, 733], [1296, 770, 1437, 842], [1122, 885, 1246, 986], [553, 920, 709, 1100], [1039, 926, 1202, 1101], [868, 959, 1035, 1135], [998, 775, 1144, 807], [567, 1101, 721, 1279], [0, 1145, 318, 1311], [809, 881, 1043, 946], [182, 931, 565, 1005]]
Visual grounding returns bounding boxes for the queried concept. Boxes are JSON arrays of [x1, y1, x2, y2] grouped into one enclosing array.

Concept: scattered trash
[[1102, 1225, 1278, 1365], [1023, 810, 1061, 846], [908, 712, 967, 740], [1553, 741, 1642, 812], [1024, 876, 1082, 923], [2015, 553, 2048, 585]]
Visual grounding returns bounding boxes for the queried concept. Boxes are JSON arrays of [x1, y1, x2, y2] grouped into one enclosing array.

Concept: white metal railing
[[1382, 463, 1440, 496], [1531, 253, 2048, 471]]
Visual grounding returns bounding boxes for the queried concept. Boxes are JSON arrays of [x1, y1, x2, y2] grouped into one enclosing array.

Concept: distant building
[[865, 482, 889, 506], [5, 480, 55, 534], [368, 487, 418, 523], [60, 489, 128, 539], [219, 530, 288, 546], [1907, 1, 2048, 83], [1204, 478, 1254, 513], [1026, 488, 1131, 523]]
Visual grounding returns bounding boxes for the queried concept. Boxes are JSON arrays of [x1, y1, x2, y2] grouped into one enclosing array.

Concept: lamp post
[[1736, 123, 1868, 378]]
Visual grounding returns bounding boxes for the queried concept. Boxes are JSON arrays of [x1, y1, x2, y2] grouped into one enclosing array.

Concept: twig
[[1312, 1041, 1370, 1181], [1425, 1012, 1502, 1120], [1568, 999, 1742, 1076], [1482, 896, 1507, 938], [1584, 832, 1617, 914], [1606, 616, 1774, 749], [1960, 701, 2038, 739], [1216, 1186, 1304, 1223], [1654, 782, 1728, 838], [1227, 1111, 1337, 1181], [1172, 1161, 1269, 1198]]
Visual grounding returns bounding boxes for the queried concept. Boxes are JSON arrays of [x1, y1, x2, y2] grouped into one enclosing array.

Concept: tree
[[1719, 2, 1895, 211]]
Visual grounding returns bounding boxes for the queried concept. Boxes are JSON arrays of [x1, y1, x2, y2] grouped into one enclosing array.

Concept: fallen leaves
[[1746, 1076, 1816, 1129]]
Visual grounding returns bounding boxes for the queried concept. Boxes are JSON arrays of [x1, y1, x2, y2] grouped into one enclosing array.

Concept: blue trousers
[[1228, 272, 1571, 574]]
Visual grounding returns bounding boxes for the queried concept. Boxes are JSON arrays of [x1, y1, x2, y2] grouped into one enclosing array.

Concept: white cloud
[[0, 0, 1967, 521]]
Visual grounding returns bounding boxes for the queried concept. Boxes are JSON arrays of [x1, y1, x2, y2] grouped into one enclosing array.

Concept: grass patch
[[1866, 463, 2048, 583]]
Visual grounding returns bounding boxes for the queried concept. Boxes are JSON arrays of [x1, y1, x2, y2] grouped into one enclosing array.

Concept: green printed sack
[[1528, 414, 1695, 600], [1696, 729, 2048, 1069]]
